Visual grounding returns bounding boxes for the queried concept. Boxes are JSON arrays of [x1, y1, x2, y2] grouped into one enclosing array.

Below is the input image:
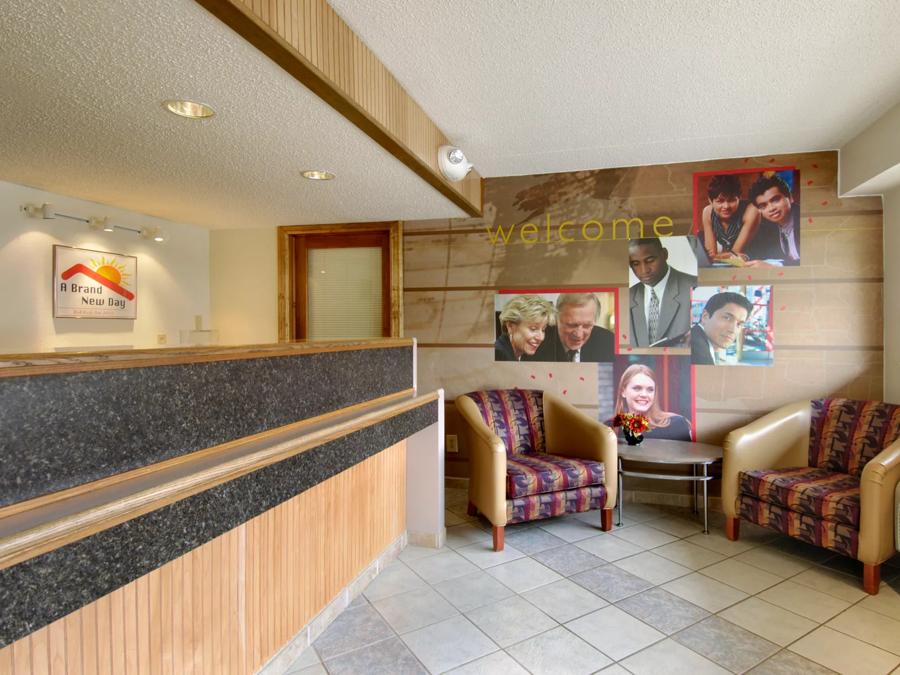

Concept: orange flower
[[612, 412, 649, 434]]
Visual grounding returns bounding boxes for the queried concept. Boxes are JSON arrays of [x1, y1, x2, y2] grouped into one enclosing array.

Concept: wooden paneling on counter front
[[0, 442, 406, 675], [403, 152, 884, 476]]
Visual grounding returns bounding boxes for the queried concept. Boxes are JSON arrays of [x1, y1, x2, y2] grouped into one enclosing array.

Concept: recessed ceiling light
[[164, 100, 215, 119], [301, 170, 336, 181]]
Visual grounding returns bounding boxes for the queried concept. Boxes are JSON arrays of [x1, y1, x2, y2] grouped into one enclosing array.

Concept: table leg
[[692, 464, 698, 514], [617, 458, 623, 527], [702, 462, 709, 534]]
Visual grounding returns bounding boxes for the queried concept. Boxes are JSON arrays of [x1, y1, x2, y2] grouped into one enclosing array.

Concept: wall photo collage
[[492, 167, 793, 441]]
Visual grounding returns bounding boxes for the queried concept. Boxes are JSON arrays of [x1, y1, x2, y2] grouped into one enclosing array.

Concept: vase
[[623, 429, 643, 446]]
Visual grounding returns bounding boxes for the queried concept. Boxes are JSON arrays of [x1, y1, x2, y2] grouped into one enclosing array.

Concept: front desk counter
[[0, 340, 444, 674]]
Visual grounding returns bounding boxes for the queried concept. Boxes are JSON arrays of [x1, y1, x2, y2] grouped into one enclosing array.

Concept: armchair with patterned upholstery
[[455, 389, 618, 551], [722, 397, 900, 594]]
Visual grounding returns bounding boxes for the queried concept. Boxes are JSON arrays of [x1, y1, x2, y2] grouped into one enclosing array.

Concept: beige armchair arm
[[454, 395, 508, 527], [858, 440, 900, 565], [543, 392, 618, 509], [722, 401, 811, 518]]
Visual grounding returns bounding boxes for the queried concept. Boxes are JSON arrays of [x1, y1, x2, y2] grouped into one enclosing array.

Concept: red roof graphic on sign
[[62, 263, 135, 301]]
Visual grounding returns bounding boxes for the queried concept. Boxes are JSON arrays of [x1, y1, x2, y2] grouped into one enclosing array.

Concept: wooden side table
[[616, 439, 723, 534]]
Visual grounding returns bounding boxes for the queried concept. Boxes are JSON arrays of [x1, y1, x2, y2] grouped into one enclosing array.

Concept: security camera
[[437, 145, 474, 182]]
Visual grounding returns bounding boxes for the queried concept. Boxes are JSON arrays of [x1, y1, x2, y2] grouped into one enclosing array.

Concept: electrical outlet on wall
[[446, 434, 459, 453], [157, 333, 167, 345]]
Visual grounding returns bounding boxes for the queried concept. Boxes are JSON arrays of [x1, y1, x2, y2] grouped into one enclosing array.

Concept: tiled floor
[[288, 487, 900, 675]]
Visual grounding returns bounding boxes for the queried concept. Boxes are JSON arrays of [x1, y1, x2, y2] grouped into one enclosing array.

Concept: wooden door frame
[[277, 222, 403, 342]]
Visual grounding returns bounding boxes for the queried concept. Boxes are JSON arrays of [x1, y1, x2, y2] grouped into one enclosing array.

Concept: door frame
[[276, 222, 403, 342]]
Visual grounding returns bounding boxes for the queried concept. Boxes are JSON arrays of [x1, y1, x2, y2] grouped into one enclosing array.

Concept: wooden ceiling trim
[[195, 0, 483, 216]]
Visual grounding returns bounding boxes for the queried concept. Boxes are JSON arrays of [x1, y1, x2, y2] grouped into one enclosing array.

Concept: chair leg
[[467, 501, 477, 516], [863, 563, 881, 595], [600, 508, 613, 531], [492, 525, 505, 551], [725, 516, 740, 541]]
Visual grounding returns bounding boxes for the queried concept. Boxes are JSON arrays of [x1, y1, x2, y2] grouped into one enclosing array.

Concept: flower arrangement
[[612, 412, 650, 435]]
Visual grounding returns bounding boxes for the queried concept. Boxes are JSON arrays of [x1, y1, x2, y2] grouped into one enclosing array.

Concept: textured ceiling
[[330, 0, 900, 177], [0, 0, 466, 229]]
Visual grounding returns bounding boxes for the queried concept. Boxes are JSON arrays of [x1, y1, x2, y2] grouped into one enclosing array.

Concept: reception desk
[[0, 340, 443, 674]]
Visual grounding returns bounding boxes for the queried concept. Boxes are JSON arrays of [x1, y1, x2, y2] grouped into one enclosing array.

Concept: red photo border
[[691, 165, 796, 234], [497, 287, 620, 356]]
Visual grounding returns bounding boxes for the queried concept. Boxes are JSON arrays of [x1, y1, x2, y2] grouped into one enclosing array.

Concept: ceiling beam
[[193, 0, 483, 217]]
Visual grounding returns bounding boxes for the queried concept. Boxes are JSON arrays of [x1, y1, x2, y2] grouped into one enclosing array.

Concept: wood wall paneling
[[0, 441, 406, 674], [402, 151, 885, 482]]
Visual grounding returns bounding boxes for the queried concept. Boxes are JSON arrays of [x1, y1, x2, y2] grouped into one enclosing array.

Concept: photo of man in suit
[[690, 291, 753, 365], [534, 292, 615, 362], [746, 173, 800, 266], [628, 238, 697, 347]]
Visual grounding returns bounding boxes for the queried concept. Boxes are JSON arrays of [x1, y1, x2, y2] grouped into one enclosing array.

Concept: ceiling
[[330, 0, 900, 178], [4, 1, 900, 231], [0, 0, 467, 230]]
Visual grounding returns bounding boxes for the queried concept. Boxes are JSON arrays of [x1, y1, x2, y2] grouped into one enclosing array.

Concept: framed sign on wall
[[53, 245, 137, 319]]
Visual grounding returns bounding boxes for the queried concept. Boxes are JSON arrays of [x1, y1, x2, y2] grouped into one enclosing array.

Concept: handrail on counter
[[0, 389, 438, 572]]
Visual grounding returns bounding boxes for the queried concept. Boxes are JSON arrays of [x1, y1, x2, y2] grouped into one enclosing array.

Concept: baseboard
[[257, 532, 407, 674], [623, 489, 723, 513], [445, 476, 469, 489], [409, 528, 446, 549]]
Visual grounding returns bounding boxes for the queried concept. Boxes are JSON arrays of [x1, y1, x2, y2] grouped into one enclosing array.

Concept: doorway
[[277, 222, 402, 341]]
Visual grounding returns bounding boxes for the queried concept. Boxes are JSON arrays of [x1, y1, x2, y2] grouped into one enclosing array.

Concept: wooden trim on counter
[[0, 388, 415, 520], [0, 391, 438, 571], [0, 338, 414, 379], [0, 443, 407, 674]]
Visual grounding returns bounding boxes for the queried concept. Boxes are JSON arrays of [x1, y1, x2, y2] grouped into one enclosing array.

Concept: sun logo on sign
[[89, 256, 131, 287]]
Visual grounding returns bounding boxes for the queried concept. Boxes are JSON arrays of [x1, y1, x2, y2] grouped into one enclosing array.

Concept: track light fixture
[[20, 203, 167, 243]]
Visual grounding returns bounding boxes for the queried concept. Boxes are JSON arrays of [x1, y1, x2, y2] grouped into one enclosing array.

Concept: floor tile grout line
[[317, 634, 398, 670], [306, 502, 900, 675], [811, 601, 900, 659]]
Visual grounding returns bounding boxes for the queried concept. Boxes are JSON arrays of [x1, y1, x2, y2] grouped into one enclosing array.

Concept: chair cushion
[[739, 467, 860, 528], [809, 398, 900, 477], [465, 389, 545, 456], [507, 453, 605, 499], [508, 485, 607, 524], [739, 495, 858, 559]]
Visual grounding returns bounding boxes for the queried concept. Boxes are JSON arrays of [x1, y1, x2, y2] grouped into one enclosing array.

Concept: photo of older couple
[[494, 290, 617, 362], [693, 169, 801, 267]]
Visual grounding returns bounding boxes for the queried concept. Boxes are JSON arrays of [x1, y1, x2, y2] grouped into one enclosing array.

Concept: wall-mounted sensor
[[438, 145, 474, 182]]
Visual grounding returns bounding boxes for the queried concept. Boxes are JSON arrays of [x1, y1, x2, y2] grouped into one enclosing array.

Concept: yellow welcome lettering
[[485, 224, 515, 244], [611, 217, 645, 240], [520, 223, 538, 243]]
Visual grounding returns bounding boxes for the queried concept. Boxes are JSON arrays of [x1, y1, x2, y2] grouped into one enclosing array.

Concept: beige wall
[[209, 228, 278, 345], [839, 102, 900, 401], [0, 180, 210, 353], [884, 186, 900, 403], [840, 100, 900, 196], [404, 151, 884, 476]]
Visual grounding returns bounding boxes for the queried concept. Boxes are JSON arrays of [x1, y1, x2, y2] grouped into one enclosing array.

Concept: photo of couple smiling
[[693, 168, 800, 268], [494, 290, 617, 362]]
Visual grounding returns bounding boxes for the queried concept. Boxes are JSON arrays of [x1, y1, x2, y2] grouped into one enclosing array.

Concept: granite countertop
[[0, 391, 439, 647], [0, 337, 414, 378]]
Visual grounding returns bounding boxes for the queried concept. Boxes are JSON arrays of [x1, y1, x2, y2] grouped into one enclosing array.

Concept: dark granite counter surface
[[0, 394, 438, 647], [1, 342, 414, 506]]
